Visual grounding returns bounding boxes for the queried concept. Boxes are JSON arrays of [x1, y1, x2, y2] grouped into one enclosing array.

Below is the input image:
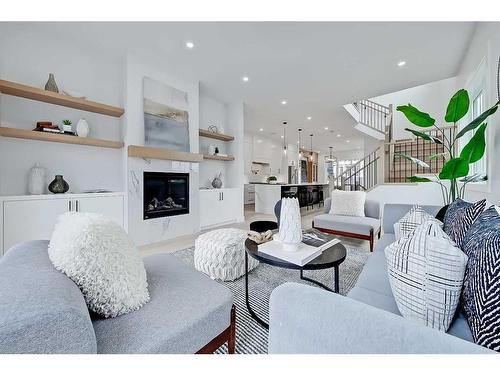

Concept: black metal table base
[[244, 252, 340, 330]]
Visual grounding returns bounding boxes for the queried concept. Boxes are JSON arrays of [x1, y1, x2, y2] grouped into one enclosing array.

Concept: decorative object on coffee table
[[76, 118, 90, 137], [28, 163, 46, 195], [48, 175, 69, 194], [212, 172, 222, 188], [44, 73, 59, 93], [244, 237, 347, 328], [278, 197, 302, 251]]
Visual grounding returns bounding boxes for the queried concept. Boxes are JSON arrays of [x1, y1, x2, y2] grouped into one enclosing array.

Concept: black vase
[[48, 175, 69, 194]]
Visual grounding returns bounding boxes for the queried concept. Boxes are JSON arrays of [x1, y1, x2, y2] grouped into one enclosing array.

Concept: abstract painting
[[143, 76, 190, 151]]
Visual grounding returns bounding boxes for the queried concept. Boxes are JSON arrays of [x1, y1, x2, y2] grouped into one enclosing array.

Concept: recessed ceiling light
[[297, 140, 300, 144], [186, 41, 194, 49], [337, 134, 341, 138], [324, 127, 329, 130], [346, 140, 350, 143], [281, 100, 287, 105], [280, 135, 284, 138], [397, 61, 406, 67], [259, 128, 264, 132], [307, 116, 312, 120], [242, 76, 249, 82], [257, 139, 262, 143]]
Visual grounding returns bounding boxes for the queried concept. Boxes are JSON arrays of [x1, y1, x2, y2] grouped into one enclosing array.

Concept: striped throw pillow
[[394, 205, 440, 240], [385, 220, 468, 332], [443, 198, 486, 248], [462, 206, 500, 352]]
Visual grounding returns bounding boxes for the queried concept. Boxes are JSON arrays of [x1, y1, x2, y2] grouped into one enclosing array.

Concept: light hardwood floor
[[139, 203, 371, 257]]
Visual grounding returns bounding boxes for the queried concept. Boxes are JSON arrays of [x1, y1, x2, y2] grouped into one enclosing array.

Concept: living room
[[1, 1, 499, 373]]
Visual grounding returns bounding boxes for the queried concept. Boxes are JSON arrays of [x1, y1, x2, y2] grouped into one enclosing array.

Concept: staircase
[[334, 147, 382, 191], [343, 99, 392, 141]]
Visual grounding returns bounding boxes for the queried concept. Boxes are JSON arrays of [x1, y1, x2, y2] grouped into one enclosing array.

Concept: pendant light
[[329, 146, 333, 160], [309, 134, 314, 161], [283, 121, 287, 155], [298, 128, 302, 157]]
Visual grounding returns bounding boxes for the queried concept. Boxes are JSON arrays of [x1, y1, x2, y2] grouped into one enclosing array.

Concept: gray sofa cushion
[[351, 251, 393, 297], [348, 286, 400, 315], [0, 240, 97, 354], [374, 233, 396, 253], [92, 253, 233, 353], [313, 214, 380, 236]]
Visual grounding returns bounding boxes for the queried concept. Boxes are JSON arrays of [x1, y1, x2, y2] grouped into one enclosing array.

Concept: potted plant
[[267, 176, 278, 184], [396, 89, 499, 205], [61, 119, 73, 134]]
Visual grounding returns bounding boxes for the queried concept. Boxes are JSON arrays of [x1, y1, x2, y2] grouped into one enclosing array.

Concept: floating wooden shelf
[[0, 127, 124, 149], [128, 145, 203, 163], [199, 129, 234, 141], [0, 79, 124, 118], [203, 154, 235, 161]]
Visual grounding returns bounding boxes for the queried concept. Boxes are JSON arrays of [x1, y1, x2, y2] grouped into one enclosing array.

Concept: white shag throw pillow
[[329, 189, 366, 217], [48, 212, 150, 318], [385, 220, 467, 332], [393, 204, 441, 241]]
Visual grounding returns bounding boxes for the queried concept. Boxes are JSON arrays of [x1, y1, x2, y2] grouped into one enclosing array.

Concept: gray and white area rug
[[173, 243, 369, 354]]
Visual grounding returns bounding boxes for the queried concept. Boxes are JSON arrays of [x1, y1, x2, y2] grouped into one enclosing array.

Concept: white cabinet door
[[3, 199, 69, 251], [199, 190, 221, 228], [219, 189, 239, 223], [76, 196, 124, 227]]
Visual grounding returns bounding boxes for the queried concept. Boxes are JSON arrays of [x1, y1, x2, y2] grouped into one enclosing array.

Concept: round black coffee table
[[244, 238, 347, 329]]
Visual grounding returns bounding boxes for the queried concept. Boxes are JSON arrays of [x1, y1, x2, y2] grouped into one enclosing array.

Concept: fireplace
[[143, 172, 189, 220]]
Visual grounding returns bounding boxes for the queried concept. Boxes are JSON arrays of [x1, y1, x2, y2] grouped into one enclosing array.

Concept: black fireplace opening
[[143, 172, 189, 220]]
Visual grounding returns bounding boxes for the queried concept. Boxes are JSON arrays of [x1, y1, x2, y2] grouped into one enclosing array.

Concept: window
[[459, 58, 488, 183]]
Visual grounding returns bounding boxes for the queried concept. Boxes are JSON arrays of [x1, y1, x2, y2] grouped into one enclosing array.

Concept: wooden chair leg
[[228, 305, 236, 354], [369, 229, 374, 252]]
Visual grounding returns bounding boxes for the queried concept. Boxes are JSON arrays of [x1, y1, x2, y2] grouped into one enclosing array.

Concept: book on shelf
[[257, 229, 340, 266]]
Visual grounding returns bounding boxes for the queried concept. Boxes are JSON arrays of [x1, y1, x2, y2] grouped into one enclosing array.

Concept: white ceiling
[[8, 22, 476, 153]]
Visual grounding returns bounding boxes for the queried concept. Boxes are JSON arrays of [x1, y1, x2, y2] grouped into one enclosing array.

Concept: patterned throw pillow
[[461, 206, 500, 352], [393, 205, 440, 240], [385, 220, 468, 332], [443, 198, 486, 248]]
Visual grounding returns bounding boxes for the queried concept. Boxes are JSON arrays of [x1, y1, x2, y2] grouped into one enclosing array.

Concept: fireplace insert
[[143, 172, 189, 220]]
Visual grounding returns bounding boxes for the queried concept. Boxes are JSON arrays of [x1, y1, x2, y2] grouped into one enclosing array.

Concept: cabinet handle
[[69, 200, 72, 211], [76, 200, 79, 212], [222, 192, 224, 200]]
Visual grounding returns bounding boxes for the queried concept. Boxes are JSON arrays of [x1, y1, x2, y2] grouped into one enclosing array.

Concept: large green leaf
[[395, 153, 430, 168], [407, 176, 432, 183], [396, 104, 435, 127], [460, 123, 487, 163], [404, 128, 442, 144], [445, 89, 469, 123], [459, 173, 487, 183], [439, 158, 469, 180], [456, 102, 499, 138]]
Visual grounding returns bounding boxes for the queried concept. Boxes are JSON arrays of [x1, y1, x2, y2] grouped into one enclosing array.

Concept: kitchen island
[[253, 182, 330, 215]]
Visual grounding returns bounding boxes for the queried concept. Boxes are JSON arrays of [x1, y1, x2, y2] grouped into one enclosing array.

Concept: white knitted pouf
[[194, 228, 259, 281]]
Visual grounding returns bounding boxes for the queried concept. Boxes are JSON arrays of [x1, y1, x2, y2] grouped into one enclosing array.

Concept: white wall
[[0, 25, 123, 196], [456, 22, 500, 205], [368, 183, 445, 208], [198, 93, 228, 188], [370, 77, 457, 140]]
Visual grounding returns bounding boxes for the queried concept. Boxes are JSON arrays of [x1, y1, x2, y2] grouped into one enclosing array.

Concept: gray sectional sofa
[[268, 203, 492, 354], [0, 240, 235, 354]]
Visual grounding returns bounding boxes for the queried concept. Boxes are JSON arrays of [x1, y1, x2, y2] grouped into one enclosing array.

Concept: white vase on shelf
[[28, 163, 46, 195], [76, 118, 90, 137], [278, 197, 302, 251]]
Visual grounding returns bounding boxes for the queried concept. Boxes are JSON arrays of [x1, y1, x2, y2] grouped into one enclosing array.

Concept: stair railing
[[334, 147, 381, 191], [354, 99, 391, 134]]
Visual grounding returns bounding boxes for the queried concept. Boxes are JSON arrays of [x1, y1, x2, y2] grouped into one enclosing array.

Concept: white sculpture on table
[[278, 197, 302, 251]]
